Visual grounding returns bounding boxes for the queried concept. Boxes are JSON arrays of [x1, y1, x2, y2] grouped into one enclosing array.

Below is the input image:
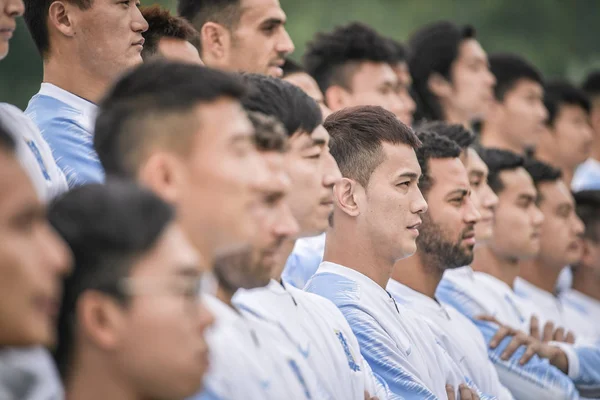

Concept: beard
[[416, 214, 475, 271]]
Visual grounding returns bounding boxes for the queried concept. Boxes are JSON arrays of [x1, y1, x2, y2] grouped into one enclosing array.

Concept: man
[[94, 61, 269, 266], [23, 0, 148, 187], [408, 20, 496, 128], [387, 38, 417, 126], [572, 72, 600, 191], [303, 22, 407, 120], [305, 106, 490, 399], [282, 58, 331, 118], [49, 181, 214, 400], [479, 53, 548, 155], [0, 120, 71, 399], [234, 75, 385, 400], [536, 80, 593, 186], [177, 0, 294, 77], [141, 5, 203, 64]]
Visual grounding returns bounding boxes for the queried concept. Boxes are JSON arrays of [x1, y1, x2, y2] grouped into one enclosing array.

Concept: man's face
[[537, 180, 584, 268], [448, 38, 496, 121], [356, 142, 427, 260], [391, 61, 417, 126], [549, 104, 593, 168], [418, 157, 481, 269], [157, 38, 203, 65], [113, 224, 213, 398], [69, 0, 148, 81], [494, 79, 547, 151], [590, 97, 600, 144], [226, 0, 294, 77], [489, 168, 544, 260], [0, 0, 23, 60], [0, 151, 71, 346], [284, 72, 331, 118], [284, 126, 341, 237], [467, 148, 498, 243]]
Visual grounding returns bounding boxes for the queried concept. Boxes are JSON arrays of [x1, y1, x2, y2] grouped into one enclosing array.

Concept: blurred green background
[[2, 0, 600, 109]]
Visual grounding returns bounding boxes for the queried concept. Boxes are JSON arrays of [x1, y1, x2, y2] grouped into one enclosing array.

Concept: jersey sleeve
[[552, 342, 600, 398]]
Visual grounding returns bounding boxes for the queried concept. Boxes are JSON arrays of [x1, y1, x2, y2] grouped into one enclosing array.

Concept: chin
[[399, 242, 418, 260]]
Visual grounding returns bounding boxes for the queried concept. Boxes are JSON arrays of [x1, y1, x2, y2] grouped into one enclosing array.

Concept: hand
[[488, 323, 541, 365], [535, 344, 569, 373], [532, 317, 576, 343], [446, 384, 480, 400], [364, 390, 378, 400]]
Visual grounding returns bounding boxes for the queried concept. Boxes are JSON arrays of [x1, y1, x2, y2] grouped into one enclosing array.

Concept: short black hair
[[23, 0, 92, 57], [416, 121, 475, 150], [415, 131, 462, 196], [141, 5, 201, 61], [478, 148, 525, 194], [49, 181, 175, 381], [523, 157, 562, 186], [282, 58, 305, 77], [247, 111, 287, 153], [574, 190, 600, 243], [94, 61, 247, 178], [0, 119, 16, 152], [303, 22, 397, 95], [178, 0, 241, 34], [408, 20, 476, 123], [544, 80, 591, 127], [489, 53, 544, 101], [325, 105, 421, 188], [582, 71, 600, 99], [387, 38, 408, 64], [241, 74, 322, 137]]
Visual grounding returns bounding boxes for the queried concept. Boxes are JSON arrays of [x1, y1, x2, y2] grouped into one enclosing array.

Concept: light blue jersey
[[25, 83, 104, 188], [572, 158, 600, 192], [282, 234, 326, 289], [561, 289, 600, 343]]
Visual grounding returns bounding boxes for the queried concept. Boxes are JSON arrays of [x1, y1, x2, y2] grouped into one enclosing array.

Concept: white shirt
[[572, 158, 600, 192], [234, 279, 382, 400], [560, 289, 600, 344], [514, 278, 567, 332], [282, 233, 326, 289]]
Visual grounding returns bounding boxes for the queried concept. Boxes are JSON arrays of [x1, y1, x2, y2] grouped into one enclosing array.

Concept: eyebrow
[[175, 265, 202, 278], [260, 17, 286, 27], [517, 193, 536, 202], [446, 189, 469, 198], [468, 170, 484, 178], [397, 172, 420, 181]]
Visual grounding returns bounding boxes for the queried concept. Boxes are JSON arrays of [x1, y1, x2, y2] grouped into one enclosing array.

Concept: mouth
[[407, 220, 422, 236], [34, 295, 59, 320], [0, 26, 15, 39], [132, 38, 145, 47], [462, 231, 476, 245]]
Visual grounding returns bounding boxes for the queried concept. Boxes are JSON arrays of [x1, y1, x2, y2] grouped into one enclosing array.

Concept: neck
[[472, 245, 520, 288], [43, 56, 110, 104], [571, 268, 600, 302], [216, 284, 235, 306], [480, 125, 525, 155], [65, 356, 138, 400], [591, 144, 600, 161], [392, 252, 442, 298], [442, 105, 472, 129], [271, 238, 296, 282], [519, 258, 563, 294]]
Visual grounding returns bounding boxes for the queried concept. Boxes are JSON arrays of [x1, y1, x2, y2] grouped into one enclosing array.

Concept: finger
[[364, 391, 370, 400], [490, 326, 511, 348], [520, 344, 538, 365], [566, 331, 576, 344], [471, 389, 481, 400], [501, 334, 526, 360], [446, 384, 455, 400], [553, 327, 565, 342], [475, 315, 498, 324], [542, 321, 554, 343], [459, 384, 473, 400], [530, 315, 540, 340]]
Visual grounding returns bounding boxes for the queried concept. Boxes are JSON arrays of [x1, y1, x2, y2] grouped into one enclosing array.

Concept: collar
[[442, 265, 475, 283], [514, 277, 559, 307], [387, 278, 445, 315], [38, 83, 97, 119], [562, 289, 600, 313], [474, 271, 514, 295]]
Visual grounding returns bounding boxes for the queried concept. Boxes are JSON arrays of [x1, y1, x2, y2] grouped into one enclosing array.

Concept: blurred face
[[550, 104, 593, 168], [580, 234, 600, 281], [448, 38, 496, 121], [467, 148, 498, 243], [284, 72, 331, 118], [112, 224, 213, 398], [489, 168, 544, 261], [418, 157, 481, 269], [157, 38, 203, 65], [590, 98, 600, 145], [494, 79, 547, 151], [0, 151, 71, 346], [285, 126, 341, 237], [357, 142, 428, 261], [67, 0, 148, 81], [536, 180, 584, 268], [0, 0, 23, 60], [227, 0, 294, 77], [391, 61, 417, 126]]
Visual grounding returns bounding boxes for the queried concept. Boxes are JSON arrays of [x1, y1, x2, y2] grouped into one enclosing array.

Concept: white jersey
[[387, 279, 513, 400], [282, 233, 326, 289], [0, 103, 68, 201], [234, 279, 383, 400], [560, 289, 600, 344]]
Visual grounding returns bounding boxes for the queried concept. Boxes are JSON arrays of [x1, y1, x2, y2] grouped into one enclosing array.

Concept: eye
[[470, 179, 482, 188]]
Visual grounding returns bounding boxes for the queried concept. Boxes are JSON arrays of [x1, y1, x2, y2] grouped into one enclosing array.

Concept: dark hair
[[415, 131, 462, 196], [178, 0, 241, 34], [282, 58, 305, 77], [49, 181, 175, 380], [325, 105, 421, 187], [477, 148, 525, 194], [416, 121, 475, 150], [489, 53, 543, 101], [544, 80, 591, 127], [387, 38, 408, 64], [23, 0, 92, 57], [94, 61, 247, 178], [241, 74, 322, 137], [247, 111, 287, 153], [141, 5, 200, 61], [574, 190, 600, 243], [582, 71, 600, 98], [408, 20, 476, 123], [303, 22, 397, 95], [0, 119, 16, 152], [523, 158, 562, 186]]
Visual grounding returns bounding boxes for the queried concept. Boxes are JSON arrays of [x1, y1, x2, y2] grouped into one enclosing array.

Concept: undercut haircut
[[0, 119, 16, 152], [49, 181, 175, 381], [178, 0, 241, 34], [416, 121, 475, 150], [408, 20, 476, 123], [415, 131, 462, 197], [303, 22, 397, 95], [477, 148, 525, 194], [141, 5, 201, 61], [23, 0, 93, 57], [241, 74, 322, 137], [489, 53, 544, 101], [94, 61, 247, 178], [282, 58, 305, 77], [247, 111, 287, 153], [582, 71, 600, 99], [325, 105, 421, 188], [574, 190, 600, 243], [544, 80, 591, 127]]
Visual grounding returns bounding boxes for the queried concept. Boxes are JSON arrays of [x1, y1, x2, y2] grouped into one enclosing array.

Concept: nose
[[482, 184, 499, 211], [411, 187, 428, 215], [131, 6, 149, 33], [465, 196, 481, 225], [532, 204, 545, 228], [485, 67, 496, 88], [537, 101, 549, 122], [41, 224, 73, 277], [197, 301, 215, 333], [7, 0, 24, 17], [572, 214, 585, 238], [582, 123, 594, 144], [274, 202, 300, 240], [276, 27, 295, 57], [322, 151, 342, 189], [401, 91, 416, 116]]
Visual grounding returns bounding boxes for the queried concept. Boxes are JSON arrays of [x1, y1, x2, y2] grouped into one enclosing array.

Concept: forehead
[[508, 79, 544, 97], [374, 141, 421, 179], [157, 38, 203, 65], [351, 62, 397, 88], [466, 148, 488, 175], [284, 73, 323, 102], [558, 104, 588, 119], [498, 167, 537, 199], [239, 0, 286, 25], [310, 124, 330, 143], [456, 38, 487, 64], [0, 153, 39, 222], [193, 98, 253, 140], [538, 180, 573, 208], [428, 157, 470, 192]]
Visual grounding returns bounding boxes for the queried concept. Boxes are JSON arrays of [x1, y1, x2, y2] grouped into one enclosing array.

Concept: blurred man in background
[[178, 0, 294, 77], [282, 58, 331, 118], [387, 38, 416, 126]]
